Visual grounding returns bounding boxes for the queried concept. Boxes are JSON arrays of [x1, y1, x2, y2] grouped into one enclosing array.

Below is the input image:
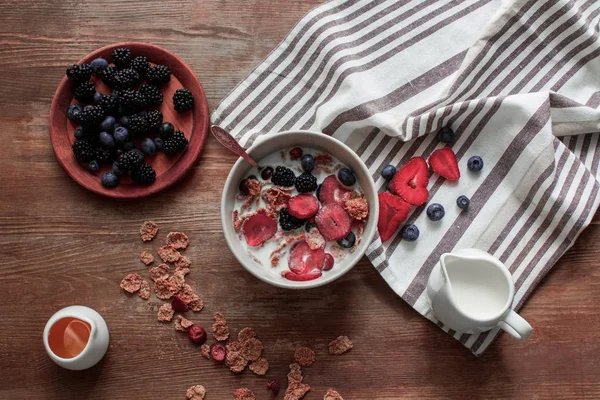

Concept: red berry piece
[[322, 253, 334, 271], [288, 241, 326, 275], [378, 192, 412, 242], [171, 295, 189, 312], [318, 175, 352, 207], [266, 379, 281, 395], [188, 325, 207, 344], [288, 194, 319, 219], [389, 157, 429, 206], [239, 178, 250, 195], [210, 343, 227, 362], [242, 213, 277, 247], [315, 204, 352, 241], [260, 166, 273, 180], [428, 147, 460, 181], [289, 147, 303, 160], [283, 271, 323, 281]]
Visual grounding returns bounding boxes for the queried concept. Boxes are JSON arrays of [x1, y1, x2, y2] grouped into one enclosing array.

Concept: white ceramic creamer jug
[[43, 305, 109, 370], [427, 248, 532, 340]]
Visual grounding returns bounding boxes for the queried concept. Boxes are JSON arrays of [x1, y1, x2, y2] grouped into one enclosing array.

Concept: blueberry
[[100, 116, 116, 133], [305, 221, 317, 232], [381, 165, 396, 180], [88, 160, 100, 172], [83, 105, 94, 112], [426, 203, 445, 221], [467, 156, 484, 172], [261, 166, 273, 180], [337, 231, 356, 248], [301, 154, 315, 172], [67, 104, 82, 121], [120, 115, 130, 128], [337, 167, 356, 186], [113, 127, 129, 144], [141, 138, 157, 156], [93, 92, 103, 104], [112, 161, 126, 176], [158, 122, 174, 139], [99, 131, 115, 148], [101, 171, 119, 188], [90, 57, 108, 72], [437, 126, 455, 143], [401, 224, 420, 241], [123, 141, 135, 151], [73, 126, 85, 140], [457, 195, 470, 210], [248, 175, 257, 180], [154, 137, 164, 150]]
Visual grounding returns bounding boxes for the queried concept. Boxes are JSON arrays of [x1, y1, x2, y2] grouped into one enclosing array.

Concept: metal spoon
[[210, 125, 258, 167]]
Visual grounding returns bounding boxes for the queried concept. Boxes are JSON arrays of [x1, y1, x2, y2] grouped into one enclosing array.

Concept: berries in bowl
[[221, 131, 378, 289]]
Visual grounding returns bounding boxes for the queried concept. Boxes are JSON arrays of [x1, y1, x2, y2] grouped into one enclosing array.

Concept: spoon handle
[[210, 125, 258, 167]]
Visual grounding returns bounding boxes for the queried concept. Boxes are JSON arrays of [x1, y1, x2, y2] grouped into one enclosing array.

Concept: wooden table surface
[[1, 1, 599, 399]]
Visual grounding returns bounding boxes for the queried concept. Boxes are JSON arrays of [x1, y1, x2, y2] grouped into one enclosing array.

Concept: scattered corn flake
[[324, 389, 344, 400], [247, 179, 262, 196], [343, 195, 369, 221], [294, 347, 315, 367], [249, 357, 269, 375], [200, 343, 211, 359], [233, 388, 255, 400], [140, 221, 158, 242], [226, 350, 248, 373], [270, 252, 282, 267], [166, 232, 189, 250], [140, 251, 154, 265], [186, 385, 206, 400], [238, 327, 256, 343], [177, 284, 195, 303], [262, 187, 292, 211], [189, 295, 204, 312], [328, 335, 353, 355], [233, 210, 243, 232], [120, 273, 143, 294], [315, 153, 333, 166], [174, 256, 191, 269], [247, 251, 263, 266], [158, 244, 181, 263], [306, 228, 326, 250], [175, 315, 194, 332], [241, 338, 263, 361], [167, 273, 185, 291], [214, 312, 226, 322], [212, 320, 230, 341], [288, 363, 303, 383], [284, 381, 311, 400], [280, 151, 286, 160], [154, 278, 177, 300], [240, 195, 255, 214], [175, 266, 191, 276], [327, 243, 346, 259], [138, 279, 151, 300], [149, 264, 169, 282], [157, 303, 174, 322], [226, 340, 243, 353]]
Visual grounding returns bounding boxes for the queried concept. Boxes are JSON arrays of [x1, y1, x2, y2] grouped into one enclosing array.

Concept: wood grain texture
[[0, 1, 599, 399]]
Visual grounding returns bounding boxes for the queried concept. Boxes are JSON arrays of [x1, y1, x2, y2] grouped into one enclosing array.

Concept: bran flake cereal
[[175, 315, 194, 332], [120, 273, 143, 293], [140, 251, 154, 265], [166, 232, 189, 250], [249, 357, 269, 375], [305, 228, 326, 250], [246, 179, 262, 196], [324, 389, 344, 400], [174, 256, 191, 269], [343, 194, 369, 221], [262, 187, 292, 211], [294, 347, 315, 367], [186, 385, 206, 400], [157, 303, 174, 322], [154, 278, 177, 300], [200, 343, 211, 359], [177, 284, 195, 303], [328, 335, 353, 355], [237, 327, 256, 343], [167, 273, 185, 291], [315, 153, 333, 166], [226, 350, 248, 373], [285, 381, 311, 400], [233, 388, 255, 400], [212, 320, 230, 341], [214, 312, 226, 322], [327, 243, 346, 259], [188, 295, 204, 312], [233, 210, 243, 232], [149, 264, 169, 282], [226, 340, 243, 353], [241, 338, 263, 361], [140, 221, 158, 241], [158, 244, 181, 263], [175, 266, 191, 276], [138, 279, 151, 300], [288, 363, 303, 383], [240, 195, 255, 214]]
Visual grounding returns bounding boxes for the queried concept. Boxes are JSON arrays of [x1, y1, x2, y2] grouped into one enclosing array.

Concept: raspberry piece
[[289, 147, 303, 160], [149, 264, 169, 282], [166, 231, 189, 249], [237, 327, 256, 343], [174, 315, 194, 332], [318, 175, 351, 207], [233, 388, 255, 400], [200, 343, 211, 359], [389, 157, 429, 206], [294, 347, 315, 367], [188, 325, 207, 344], [138, 279, 151, 300], [157, 303, 174, 322], [140, 221, 158, 241], [328, 335, 353, 355], [120, 273, 143, 293], [211, 343, 226, 362], [171, 295, 189, 312], [249, 357, 269, 375], [287, 194, 319, 219], [428, 147, 460, 181], [322, 254, 335, 271], [140, 250, 154, 265], [267, 379, 281, 395], [241, 338, 263, 361], [315, 204, 351, 241], [288, 241, 326, 275], [324, 389, 344, 400], [158, 244, 181, 263], [242, 213, 277, 247], [186, 385, 206, 400]]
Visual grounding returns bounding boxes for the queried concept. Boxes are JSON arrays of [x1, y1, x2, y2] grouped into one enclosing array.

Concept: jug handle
[[498, 310, 532, 340]]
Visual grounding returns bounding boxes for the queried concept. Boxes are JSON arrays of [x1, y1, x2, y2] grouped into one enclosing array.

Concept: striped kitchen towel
[[211, 0, 600, 354]]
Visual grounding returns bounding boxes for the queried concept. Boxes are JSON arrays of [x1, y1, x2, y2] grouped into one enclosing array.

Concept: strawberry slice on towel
[[389, 157, 429, 206], [428, 147, 460, 181], [378, 192, 411, 242]]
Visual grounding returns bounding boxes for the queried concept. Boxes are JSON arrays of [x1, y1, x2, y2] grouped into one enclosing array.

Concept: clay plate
[[49, 42, 209, 199]]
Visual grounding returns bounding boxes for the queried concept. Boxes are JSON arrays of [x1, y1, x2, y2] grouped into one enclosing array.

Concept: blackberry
[[72, 139, 95, 162], [145, 109, 163, 131], [271, 166, 296, 187], [172, 88, 194, 113], [118, 149, 144, 171], [95, 147, 115, 164], [163, 130, 188, 156], [99, 66, 117, 86], [127, 113, 149, 137], [66, 64, 92, 84], [97, 94, 118, 114], [294, 172, 317, 193], [130, 163, 156, 185], [112, 68, 140, 90], [140, 84, 163, 105], [130, 56, 149, 76], [79, 105, 105, 127], [111, 47, 132, 69], [279, 208, 305, 231], [119, 88, 146, 110], [74, 81, 96, 102], [146, 65, 171, 85]]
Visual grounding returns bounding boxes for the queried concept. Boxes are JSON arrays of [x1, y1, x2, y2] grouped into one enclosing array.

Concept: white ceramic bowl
[[221, 130, 379, 289]]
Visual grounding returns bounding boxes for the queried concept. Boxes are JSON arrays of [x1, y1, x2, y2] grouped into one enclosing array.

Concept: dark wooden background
[[0, 1, 599, 399]]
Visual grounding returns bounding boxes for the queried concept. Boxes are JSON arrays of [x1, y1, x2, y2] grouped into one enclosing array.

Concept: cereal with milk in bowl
[[232, 146, 369, 282]]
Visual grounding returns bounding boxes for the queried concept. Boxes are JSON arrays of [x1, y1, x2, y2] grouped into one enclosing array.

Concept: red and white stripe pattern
[[212, 0, 600, 354]]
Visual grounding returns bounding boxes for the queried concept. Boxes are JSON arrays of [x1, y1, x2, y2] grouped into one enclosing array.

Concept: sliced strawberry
[[288, 241, 326, 275], [318, 175, 351, 207], [389, 157, 429, 206], [283, 271, 323, 281], [428, 147, 460, 181], [315, 204, 352, 241], [378, 192, 411, 242], [242, 213, 277, 247], [288, 194, 319, 219], [322, 253, 334, 271]]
